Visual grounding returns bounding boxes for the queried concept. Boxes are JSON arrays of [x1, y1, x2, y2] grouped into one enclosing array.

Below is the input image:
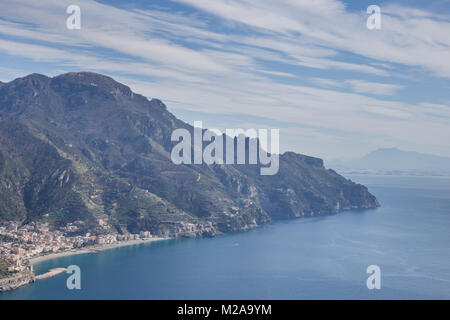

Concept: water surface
[[1, 175, 450, 299]]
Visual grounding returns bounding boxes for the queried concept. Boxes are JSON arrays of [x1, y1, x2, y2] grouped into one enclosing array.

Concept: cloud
[[0, 0, 449, 159], [309, 77, 342, 88], [174, 0, 450, 78], [345, 80, 405, 96]]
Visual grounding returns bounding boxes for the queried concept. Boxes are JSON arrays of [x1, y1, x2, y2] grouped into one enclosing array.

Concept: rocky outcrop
[[153, 221, 218, 238], [0, 271, 35, 292]]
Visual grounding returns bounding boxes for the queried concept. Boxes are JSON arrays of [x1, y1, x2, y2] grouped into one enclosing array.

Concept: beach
[[29, 237, 170, 266], [0, 237, 171, 292]]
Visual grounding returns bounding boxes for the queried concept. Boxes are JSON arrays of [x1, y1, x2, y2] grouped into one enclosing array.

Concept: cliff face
[[0, 271, 35, 292], [0, 72, 379, 236]]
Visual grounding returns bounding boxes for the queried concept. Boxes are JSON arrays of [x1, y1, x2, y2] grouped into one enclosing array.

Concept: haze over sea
[[1, 175, 449, 300]]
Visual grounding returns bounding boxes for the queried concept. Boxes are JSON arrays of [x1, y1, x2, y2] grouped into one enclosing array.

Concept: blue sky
[[0, 0, 449, 162]]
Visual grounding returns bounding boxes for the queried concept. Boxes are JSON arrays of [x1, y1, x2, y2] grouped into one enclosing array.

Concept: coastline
[[29, 237, 171, 267], [0, 237, 171, 292], [35, 268, 67, 280]]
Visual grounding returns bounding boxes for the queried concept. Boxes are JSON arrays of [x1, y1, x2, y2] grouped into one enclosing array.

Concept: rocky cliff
[[0, 271, 35, 292], [0, 72, 379, 237]]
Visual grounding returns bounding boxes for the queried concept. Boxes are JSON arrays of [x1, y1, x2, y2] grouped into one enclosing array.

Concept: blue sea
[[1, 174, 450, 300]]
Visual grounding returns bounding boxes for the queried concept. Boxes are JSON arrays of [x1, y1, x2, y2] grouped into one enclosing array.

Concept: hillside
[[0, 72, 379, 237]]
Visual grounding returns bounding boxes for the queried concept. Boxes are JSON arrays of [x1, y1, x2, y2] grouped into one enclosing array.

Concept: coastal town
[[0, 221, 154, 275]]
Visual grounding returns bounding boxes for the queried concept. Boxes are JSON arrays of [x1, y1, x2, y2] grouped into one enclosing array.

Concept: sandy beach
[[29, 237, 170, 266]]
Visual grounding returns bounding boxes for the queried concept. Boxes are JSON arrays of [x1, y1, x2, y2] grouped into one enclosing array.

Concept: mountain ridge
[[0, 72, 379, 237], [331, 147, 450, 175]]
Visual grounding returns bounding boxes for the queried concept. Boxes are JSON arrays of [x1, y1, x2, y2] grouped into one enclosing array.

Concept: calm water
[[1, 175, 450, 299]]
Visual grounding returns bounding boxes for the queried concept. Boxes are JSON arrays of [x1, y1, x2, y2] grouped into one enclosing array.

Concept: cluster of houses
[[0, 222, 153, 273]]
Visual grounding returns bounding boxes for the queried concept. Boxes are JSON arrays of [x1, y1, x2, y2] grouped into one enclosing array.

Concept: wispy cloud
[[345, 80, 405, 96], [310, 78, 342, 88], [174, 0, 450, 77], [0, 0, 449, 159]]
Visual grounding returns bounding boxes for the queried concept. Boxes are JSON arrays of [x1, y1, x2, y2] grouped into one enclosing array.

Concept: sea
[[1, 174, 450, 299]]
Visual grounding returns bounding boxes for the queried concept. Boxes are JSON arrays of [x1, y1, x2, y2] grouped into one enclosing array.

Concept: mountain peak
[[365, 147, 401, 156], [282, 152, 324, 168], [23, 73, 50, 80], [54, 71, 124, 87], [376, 147, 400, 152], [334, 147, 450, 173], [51, 72, 134, 99], [0, 73, 51, 96], [9, 73, 50, 85], [15, 73, 50, 84], [55, 71, 114, 82]]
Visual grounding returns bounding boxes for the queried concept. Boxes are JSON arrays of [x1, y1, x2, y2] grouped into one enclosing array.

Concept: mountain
[[330, 148, 450, 176], [0, 72, 379, 237]]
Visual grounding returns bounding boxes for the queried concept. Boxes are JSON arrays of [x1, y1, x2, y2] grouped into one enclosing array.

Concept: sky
[[0, 0, 449, 162]]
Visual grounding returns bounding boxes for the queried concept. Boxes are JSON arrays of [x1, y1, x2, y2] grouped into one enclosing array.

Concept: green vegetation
[[0, 72, 379, 235], [0, 257, 12, 278]]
